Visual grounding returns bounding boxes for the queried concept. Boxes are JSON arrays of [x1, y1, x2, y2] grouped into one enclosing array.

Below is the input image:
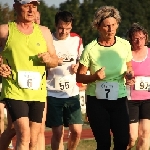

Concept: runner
[[0, 10, 48, 150], [126, 23, 150, 150], [76, 6, 134, 150], [0, 1, 58, 150], [46, 10, 83, 150]]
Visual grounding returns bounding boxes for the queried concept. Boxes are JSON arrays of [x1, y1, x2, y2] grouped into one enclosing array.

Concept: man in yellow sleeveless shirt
[[0, 0, 58, 150]]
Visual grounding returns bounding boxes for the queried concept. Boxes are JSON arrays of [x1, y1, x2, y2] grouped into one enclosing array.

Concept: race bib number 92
[[135, 76, 150, 91]]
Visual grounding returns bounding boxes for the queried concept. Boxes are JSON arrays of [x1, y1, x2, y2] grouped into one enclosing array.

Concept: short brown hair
[[126, 22, 148, 44]]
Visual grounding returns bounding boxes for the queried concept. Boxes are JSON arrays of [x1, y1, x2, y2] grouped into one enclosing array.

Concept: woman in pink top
[[126, 23, 150, 150]]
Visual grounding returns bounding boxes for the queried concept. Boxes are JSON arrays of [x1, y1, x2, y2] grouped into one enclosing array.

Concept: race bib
[[54, 75, 72, 91], [95, 81, 119, 100], [18, 71, 41, 90], [135, 76, 150, 91]]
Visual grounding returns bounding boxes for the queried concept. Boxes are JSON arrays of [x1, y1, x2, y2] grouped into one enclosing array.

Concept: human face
[[55, 20, 72, 40], [34, 12, 40, 24], [14, 1, 38, 23], [131, 31, 146, 50], [98, 17, 118, 40]]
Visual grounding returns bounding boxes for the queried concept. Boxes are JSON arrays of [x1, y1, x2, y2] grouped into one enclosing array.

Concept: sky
[[0, 0, 67, 8]]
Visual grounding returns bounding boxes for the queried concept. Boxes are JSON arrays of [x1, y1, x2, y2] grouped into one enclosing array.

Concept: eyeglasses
[[132, 36, 146, 42]]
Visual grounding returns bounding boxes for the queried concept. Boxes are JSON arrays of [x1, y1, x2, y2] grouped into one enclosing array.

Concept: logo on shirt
[[57, 52, 75, 62], [37, 43, 40, 46]]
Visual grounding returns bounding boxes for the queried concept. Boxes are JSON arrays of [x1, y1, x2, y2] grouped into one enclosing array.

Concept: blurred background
[[0, 0, 150, 46]]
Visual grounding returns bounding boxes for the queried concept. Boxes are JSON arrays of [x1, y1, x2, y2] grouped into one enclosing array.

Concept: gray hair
[[92, 6, 121, 28]]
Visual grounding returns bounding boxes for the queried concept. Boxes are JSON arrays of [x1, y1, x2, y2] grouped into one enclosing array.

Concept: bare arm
[[125, 61, 134, 79], [40, 26, 58, 68], [0, 24, 11, 77], [0, 24, 8, 50], [126, 61, 133, 72], [125, 61, 135, 85]]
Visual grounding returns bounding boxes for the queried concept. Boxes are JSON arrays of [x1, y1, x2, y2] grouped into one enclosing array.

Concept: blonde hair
[[92, 6, 121, 28]]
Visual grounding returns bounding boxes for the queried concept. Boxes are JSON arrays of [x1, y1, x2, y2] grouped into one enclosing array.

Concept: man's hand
[[70, 64, 79, 74], [58, 58, 63, 66], [94, 67, 106, 80], [0, 64, 11, 77], [38, 52, 51, 64]]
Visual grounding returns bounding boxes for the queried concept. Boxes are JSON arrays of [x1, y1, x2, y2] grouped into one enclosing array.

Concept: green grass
[[45, 139, 97, 150], [45, 139, 140, 150], [45, 138, 114, 150]]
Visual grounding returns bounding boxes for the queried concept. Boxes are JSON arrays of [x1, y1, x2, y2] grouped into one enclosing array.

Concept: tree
[[0, 3, 14, 24], [38, 0, 58, 32]]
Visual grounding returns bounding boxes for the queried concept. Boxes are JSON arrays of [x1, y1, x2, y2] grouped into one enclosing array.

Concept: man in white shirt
[[46, 10, 83, 150]]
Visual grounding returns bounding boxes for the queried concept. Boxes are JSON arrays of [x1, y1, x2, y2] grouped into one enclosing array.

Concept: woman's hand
[[95, 67, 106, 80], [125, 71, 135, 85]]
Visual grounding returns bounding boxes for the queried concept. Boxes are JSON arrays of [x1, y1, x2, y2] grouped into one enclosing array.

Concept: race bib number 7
[[95, 81, 119, 100], [135, 76, 150, 91], [18, 71, 41, 90]]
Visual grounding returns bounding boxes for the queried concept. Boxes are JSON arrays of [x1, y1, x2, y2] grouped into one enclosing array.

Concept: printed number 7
[[105, 89, 110, 98]]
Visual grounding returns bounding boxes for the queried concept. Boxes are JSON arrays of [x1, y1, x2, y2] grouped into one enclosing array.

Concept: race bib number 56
[[95, 81, 119, 100], [18, 71, 41, 90]]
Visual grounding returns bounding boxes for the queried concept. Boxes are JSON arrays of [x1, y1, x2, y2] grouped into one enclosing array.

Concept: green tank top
[[1, 22, 47, 102]]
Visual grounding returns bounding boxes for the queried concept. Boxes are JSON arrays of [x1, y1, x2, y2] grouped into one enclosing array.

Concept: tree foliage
[[0, 0, 150, 46]]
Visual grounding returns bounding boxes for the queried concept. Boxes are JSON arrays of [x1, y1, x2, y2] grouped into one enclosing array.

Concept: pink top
[[127, 48, 150, 100]]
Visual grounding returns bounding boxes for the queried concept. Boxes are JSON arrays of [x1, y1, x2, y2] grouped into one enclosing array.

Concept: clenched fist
[[38, 52, 51, 64], [125, 70, 135, 85], [95, 67, 106, 80], [70, 64, 79, 74], [0, 64, 11, 78]]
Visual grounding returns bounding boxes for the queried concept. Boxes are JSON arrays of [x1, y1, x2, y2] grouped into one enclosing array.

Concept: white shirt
[[47, 33, 84, 98]]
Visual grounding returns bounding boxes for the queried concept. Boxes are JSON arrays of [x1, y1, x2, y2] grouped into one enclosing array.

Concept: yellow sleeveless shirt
[[1, 22, 47, 102]]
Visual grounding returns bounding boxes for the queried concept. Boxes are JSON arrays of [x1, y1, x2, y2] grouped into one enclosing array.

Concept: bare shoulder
[[0, 24, 9, 37], [38, 25, 53, 44], [0, 24, 8, 47], [39, 25, 51, 35]]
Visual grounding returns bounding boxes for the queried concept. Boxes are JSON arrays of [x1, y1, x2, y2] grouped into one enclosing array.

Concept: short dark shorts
[[4, 98, 45, 123], [128, 100, 150, 123], [46, 95, 83, 127]]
